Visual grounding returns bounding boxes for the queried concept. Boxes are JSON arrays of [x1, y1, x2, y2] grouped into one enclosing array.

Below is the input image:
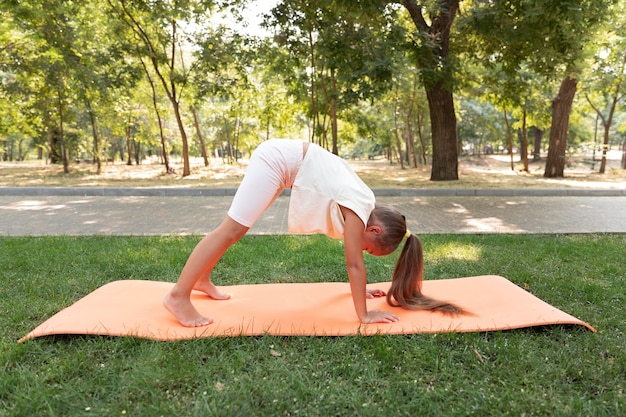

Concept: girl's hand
[[365, 288, 386, 298], [361, 309, 400, 324]]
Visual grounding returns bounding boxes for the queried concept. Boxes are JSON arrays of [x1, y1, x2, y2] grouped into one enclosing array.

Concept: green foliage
[[579, 0, 626, 157], [459, 0, 619, 167], [0, 234, 624, 415], [1, 0, 625, 174], [463, 0, 614, 77], [265, 1, 401, 147], [457, 98, 504, 151]]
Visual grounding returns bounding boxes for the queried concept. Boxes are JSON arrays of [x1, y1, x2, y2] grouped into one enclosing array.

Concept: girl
[[164, 139, 463, 327]]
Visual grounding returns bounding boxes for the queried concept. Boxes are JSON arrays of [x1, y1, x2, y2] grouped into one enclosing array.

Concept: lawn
[[1, 234, 624, 416]]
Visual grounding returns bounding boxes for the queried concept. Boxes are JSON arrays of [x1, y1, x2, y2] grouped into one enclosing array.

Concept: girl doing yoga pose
[[164, 139, 462, 327]]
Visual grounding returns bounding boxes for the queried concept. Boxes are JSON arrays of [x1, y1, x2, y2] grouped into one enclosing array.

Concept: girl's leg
[[164, 216, 248, 327], [165, 140, 304, 327]]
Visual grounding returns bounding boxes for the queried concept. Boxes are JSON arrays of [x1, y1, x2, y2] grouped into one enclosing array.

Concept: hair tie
[[404, 229, 411, 239]]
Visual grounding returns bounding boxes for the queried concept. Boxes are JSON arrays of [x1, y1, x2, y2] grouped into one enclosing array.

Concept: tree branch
[[585, 93, 607, 127], [400, 0, 429, 31]]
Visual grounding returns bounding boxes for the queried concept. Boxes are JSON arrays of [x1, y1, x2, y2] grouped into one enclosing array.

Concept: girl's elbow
[[346, 264, 366, 278]]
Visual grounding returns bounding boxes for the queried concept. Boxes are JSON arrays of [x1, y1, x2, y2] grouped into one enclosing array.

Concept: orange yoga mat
[[19, 275, 595, 342]]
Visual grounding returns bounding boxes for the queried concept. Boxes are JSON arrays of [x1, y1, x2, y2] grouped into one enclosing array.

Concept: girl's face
[[361, 226, 388, 256]]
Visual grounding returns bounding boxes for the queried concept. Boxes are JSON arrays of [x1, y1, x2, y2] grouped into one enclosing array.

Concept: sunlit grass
[[1, 234, 624, 416], [427, 241, 483, 262]]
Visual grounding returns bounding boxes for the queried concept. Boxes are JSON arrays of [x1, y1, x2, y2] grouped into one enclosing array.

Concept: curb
[[1, 187, 625, 197]]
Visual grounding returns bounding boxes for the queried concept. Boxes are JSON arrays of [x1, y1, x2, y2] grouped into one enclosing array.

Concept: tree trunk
[[86, 99, 102, 175], [126, 114, 133, 166], [48, 127, 61, 164], [140, 58, 171, 174], [393, 95, 405, 169], [596, 91, 620, 174], [393, 129, 405, 169], [621, 139, 626, 169], [520, 110, 529, 172], [599, 125, 610, 174], [503, 110, 514, 171], [156, 112, 171, 174], [169, 100, 191, 176], [221, 115, 234, 164], [404, 82, 417, 167], [330, 69, 338, 155], [544, 77, 577, 178], [402, 0, 460, 181], [416, 110, 427, 165], [233, 115, 241, 163], [133, 142, 141, 165], [307, 22, 318, 144], [426, 83, 458, 180], [531, 126, 543, 161], [405, 117, 417, 168], [191, 107, 209, 167], [58, 92, 69, 174], [317, 68, 330, 150]]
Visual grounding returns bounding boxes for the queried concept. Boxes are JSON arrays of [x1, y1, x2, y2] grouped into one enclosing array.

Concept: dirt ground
[[1, 151, 624, 190]]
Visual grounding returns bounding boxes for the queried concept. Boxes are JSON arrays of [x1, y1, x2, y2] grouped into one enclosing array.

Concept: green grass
[[1, 234, 624, 416]]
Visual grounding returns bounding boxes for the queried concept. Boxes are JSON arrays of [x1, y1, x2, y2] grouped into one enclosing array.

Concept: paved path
[[1, 187, 624, 236]]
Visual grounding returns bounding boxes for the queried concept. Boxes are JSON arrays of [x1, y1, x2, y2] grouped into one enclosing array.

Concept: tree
[[267, 1, 397, 153], [391, 67, 431, 167], [71, 1, 142, 173], [140, 58, 173, 173], [544, 76, 577, 177], [107, 0, 219, 177], [254, 48, 305, 141], [582, 1, 626, 174], [0, 13, 40, 161], [192, 25, 257, 160], [395, 0, 461, 181], [457, 98, 503, 157], [542, 1, 614, 178], [464, 0, 614, 178], [4, 0, 625, 182], [9, 0, 89, 172], [2, 0, 142, 171]]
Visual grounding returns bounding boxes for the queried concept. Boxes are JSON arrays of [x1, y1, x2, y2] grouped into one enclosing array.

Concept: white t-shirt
[[288, 143, 375, 239]]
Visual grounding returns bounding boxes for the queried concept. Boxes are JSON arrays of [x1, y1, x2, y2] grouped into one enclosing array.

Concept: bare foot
[[163, 292, 214, 327], [193, 280, 231, 300]]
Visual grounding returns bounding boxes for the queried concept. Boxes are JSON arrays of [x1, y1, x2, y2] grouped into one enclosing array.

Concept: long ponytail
[[386, 234, 465, 315], [369, 204, 465, 315]]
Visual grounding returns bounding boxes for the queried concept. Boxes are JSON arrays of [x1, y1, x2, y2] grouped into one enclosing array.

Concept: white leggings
[[227, 139, 304, 227]]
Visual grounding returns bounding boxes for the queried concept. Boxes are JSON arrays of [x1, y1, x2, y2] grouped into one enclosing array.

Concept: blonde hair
[[368, 204, 465, 315]]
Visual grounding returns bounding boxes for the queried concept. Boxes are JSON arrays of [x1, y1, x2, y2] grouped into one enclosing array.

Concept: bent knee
[[220, 216, 249, 243]]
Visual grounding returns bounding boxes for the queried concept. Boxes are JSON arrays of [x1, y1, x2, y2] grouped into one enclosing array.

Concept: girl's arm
[[340, 206, 400, 324]]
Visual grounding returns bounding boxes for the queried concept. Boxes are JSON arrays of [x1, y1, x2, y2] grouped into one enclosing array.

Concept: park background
[[1, 1, 625, 416], [1, 0, 625, 183]]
